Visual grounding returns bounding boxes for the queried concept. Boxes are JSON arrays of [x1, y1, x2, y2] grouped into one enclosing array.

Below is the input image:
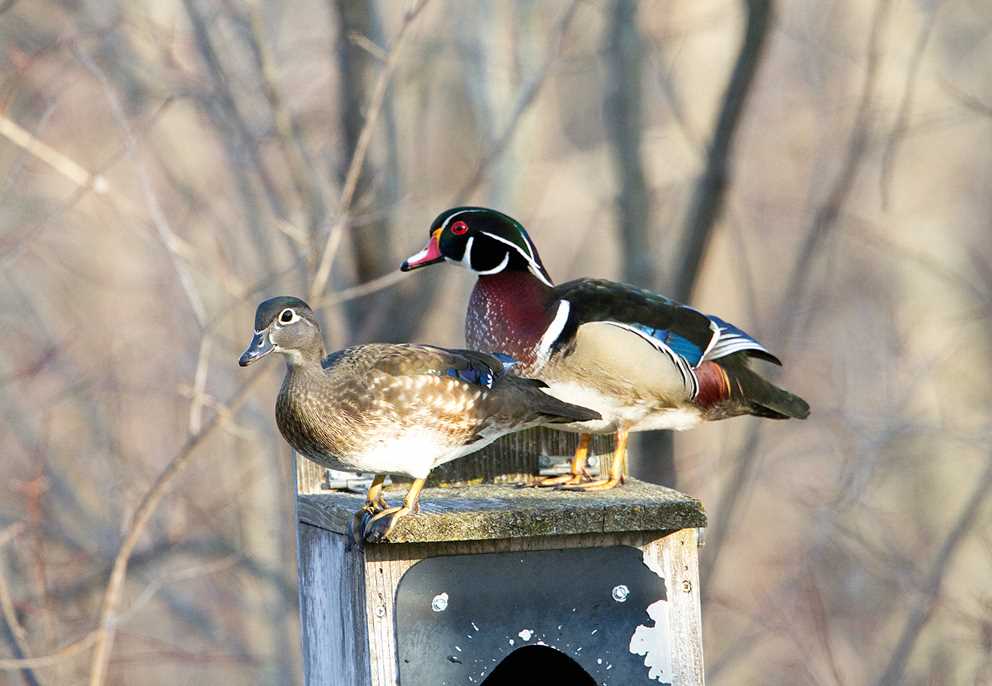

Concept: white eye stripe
[[479, 231, 552, 287]]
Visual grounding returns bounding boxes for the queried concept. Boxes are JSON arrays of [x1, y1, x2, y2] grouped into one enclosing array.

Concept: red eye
[[450, 220, 469, 236]]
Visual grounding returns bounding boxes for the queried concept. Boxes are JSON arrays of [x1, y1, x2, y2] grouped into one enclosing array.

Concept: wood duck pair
[[401, 207, 810, 490], [239, 296, 600, 542]]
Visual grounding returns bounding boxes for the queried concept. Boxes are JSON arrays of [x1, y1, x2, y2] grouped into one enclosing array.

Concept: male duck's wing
[[702, 315, 781, 365], [549, 278, 718, 367], [549, 278, 781, 368]]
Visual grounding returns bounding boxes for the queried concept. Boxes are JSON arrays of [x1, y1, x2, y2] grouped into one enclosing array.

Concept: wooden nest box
[[296, 429, 707, 685]]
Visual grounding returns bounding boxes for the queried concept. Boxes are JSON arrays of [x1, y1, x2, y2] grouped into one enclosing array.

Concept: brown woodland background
[[2, 0, 991, 684]]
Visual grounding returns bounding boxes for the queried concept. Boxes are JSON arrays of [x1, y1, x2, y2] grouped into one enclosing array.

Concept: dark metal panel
[[395, 546, 672, 685]]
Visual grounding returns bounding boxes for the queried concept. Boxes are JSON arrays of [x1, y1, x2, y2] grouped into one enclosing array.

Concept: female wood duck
[[239, 296, 600, 541], [401, 207, 810, 491]]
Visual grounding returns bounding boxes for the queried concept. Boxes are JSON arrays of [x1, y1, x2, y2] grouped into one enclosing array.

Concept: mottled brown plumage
[[239, 296, 600, 541]]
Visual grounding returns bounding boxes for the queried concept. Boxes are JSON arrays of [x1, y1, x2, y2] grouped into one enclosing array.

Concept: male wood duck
[[401, 207, 810, 491], [239, 296, 601, 541]]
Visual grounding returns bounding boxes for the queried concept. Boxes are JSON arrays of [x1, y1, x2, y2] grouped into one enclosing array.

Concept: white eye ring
[[277, 308, 299, 326]]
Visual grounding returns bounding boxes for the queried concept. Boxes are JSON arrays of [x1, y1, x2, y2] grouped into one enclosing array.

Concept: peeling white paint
[[471, 621, 480, 632], [629, 599, 674, 682], [518, 629, 534, 641], [508, 639, 515, 646], [641, 547, 665, 578]]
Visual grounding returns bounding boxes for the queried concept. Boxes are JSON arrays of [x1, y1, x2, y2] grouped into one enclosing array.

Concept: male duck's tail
[[696, 353, 810, 421]]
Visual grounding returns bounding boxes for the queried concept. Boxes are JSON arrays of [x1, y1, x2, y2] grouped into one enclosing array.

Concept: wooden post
[[295, 429, 707, 685]]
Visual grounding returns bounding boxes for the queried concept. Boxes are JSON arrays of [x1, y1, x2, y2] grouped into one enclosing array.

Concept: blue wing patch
[[630, 324, 705, 367], [445, 365, 495, 389]]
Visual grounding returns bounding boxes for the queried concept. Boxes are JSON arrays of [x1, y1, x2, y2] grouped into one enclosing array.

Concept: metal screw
[[432, 592, 449, 612], [375, 606, 386, 618], [611, 585, 630, 603], [682, 580, 692, 594]]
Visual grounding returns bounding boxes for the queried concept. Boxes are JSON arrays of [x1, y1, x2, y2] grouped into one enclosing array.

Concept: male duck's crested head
[[239, 296, 323, 367], [401, 207, 553, 286]]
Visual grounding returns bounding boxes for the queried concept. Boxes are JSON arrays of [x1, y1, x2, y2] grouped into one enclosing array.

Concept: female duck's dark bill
[[401, 228, 443, 271], [239, 331, 273, 366]]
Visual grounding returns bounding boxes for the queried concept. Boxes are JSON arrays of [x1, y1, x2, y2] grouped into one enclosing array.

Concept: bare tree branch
[[0, 115, 109, 195], [86, 370, 265, 686], [704, 0, 892, 589], [672, 0, 774, 304], [879, 2, 943, 209], [874, 456, 992, 685], [454, 0, 580, 200], [309, 0, 430, 302]]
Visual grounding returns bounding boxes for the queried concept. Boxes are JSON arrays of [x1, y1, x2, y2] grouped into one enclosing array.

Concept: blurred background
[[2, 0, 991, 684]]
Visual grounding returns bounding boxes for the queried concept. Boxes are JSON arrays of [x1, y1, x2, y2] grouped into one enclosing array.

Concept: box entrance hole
[[480, 645, 595, 685]]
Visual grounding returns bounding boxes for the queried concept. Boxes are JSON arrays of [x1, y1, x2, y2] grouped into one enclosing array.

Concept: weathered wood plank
[[297, 524, 370, 685], [644, 527, 706, 686], [298, 479, 706, 544]]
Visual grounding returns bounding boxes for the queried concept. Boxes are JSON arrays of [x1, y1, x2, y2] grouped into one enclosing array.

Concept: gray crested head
[[254, 296, 312, 331], [240, 296, 324, 367]]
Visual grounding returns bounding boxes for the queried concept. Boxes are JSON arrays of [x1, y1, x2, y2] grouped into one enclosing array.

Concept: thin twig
[[188, 336, 212, 434], [0, 554, 43, 684], [0, 631, 98, 670], [115, 555, 240, 627], [309, 0, 430, 302], [874, 455, 992, 685], [0, 115, 109, 194], [454, 0, 581, 201], [74, 48, 208, 327], [246, 1, 327, 242], [86, 370, 265, 686], [879, 2, 942, 209], [311, 269, 408, 309]]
